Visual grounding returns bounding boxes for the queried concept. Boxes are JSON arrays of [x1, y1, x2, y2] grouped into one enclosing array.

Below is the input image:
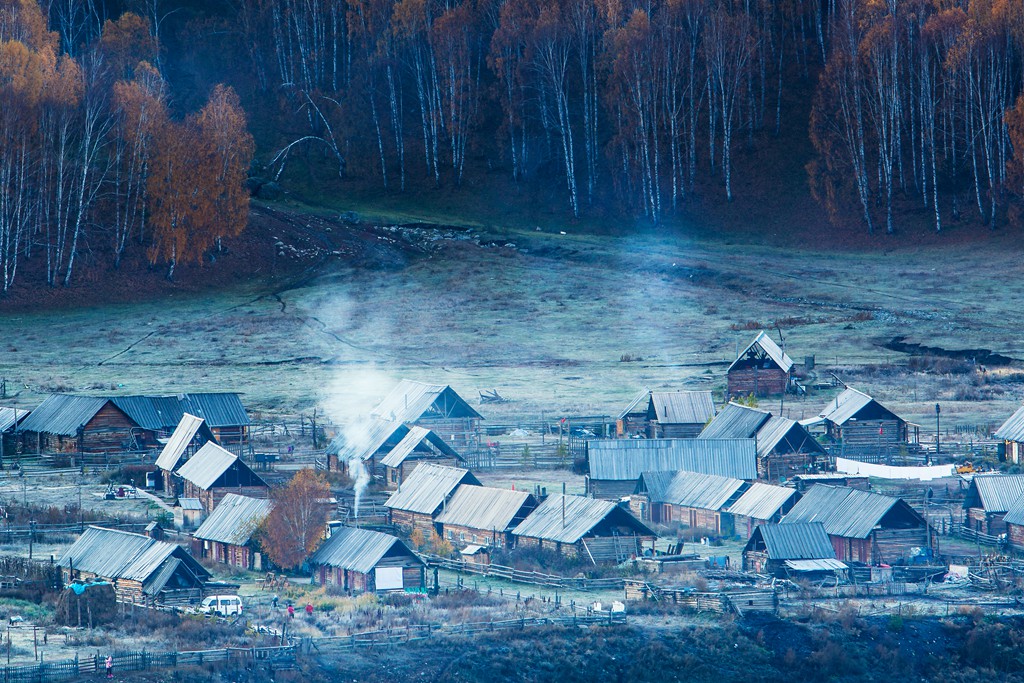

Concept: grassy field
[[1, 202, 1022, 433]]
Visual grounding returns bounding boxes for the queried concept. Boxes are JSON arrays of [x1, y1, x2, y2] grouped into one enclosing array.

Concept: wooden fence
[[953, 524, 1004, 547], [426, 556, 624, 591]]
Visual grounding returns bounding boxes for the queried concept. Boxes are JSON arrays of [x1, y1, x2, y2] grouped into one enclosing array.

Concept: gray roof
[[175, 442, 267, 490], [649, 391, 716, 425], [0, 407, 27, 433], [726, 483, 798, 520], [19, 395, 114, 436], [699, 403, 770, 440], [155, 414, 212, 471], [781, 485, 919, 539], [371, 380, 482, 423], [380, 426, 461, 468], [309, 526, 422, 574], [384, 464, 481, 515], [748, 522, 835, 560], [1001, 495, 1024, 527], [326, 419, 408, 460], [193, 494, 273, 546], [754, 416, 825, 457], [995, 406, 1024, 443], [964, 474, 1024, 513], [511, 494, 655, 544], [587, 438, 757, 481], [728, 331, 794, 374], [638, 471, 745, 510], [435, 486, 535, 532], [818, 387, 893, 426], [57, 526, 209, 583], [784, 558, 848, 571], [178, 498, 204, 511], [618, 387, 653, 419]]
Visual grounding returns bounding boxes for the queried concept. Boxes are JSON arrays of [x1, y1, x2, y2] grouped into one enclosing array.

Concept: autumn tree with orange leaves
[[259, 469, 331, 571]]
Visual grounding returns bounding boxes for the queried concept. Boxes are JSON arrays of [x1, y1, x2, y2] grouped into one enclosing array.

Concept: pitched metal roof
[[193, 494, 273, 546], [964, 474, 1024, 513], [0, 407, 27, 433], [511, 494, 655, 544], [384, 464, 481, 515], [1000, 495, 1024, 526], [18, 395, 114, 436], [785, 558, 848, 571], [618, 387, 653, 419], [155, 414, 213, 471], [178, 498, 204, 511], [435, 486, 535, 531], [639, 471, 745, 510], [175, 442, 267, 490], [326, 419, 408, 460], [57, 526, 209, 583], [818, 387, 888, 425], [726, 483, 798, 520], [309, 526, 422, 574], [754, 416, 824, 457], [995, 406, 1024, 443], [748, 522, 835, 560], [179, 394, 250, 428], [781, 485, 916, 539], [587, 439, 757, 481], [699, 403, 771, 440], [649, 391, 716, 425], [380, 426, 461, 468], [727, 331, 794, 374], [371, 380, 482, 423]]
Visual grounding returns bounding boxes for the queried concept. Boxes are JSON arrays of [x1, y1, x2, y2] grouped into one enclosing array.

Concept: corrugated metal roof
[[995, 406, 1024, 443], [435, 486, 535, 532], [727, 331, 794, 374], [699, 403, 770, 440], [617, 387, 652, 419], [750, 522, 835, 560], [512, 494, 654, 544], [193, 494, 273, 546], [309, 526, 422, 574], [1000, 495, 1024, 526], [726, 483, 797, 520], [18, 395, 113, 436], [640, 471, 745, 510], [384, 464, 481, 515], [175, 442, 266, 491], [781, 485, 912, 539], [178, 498, 204, 511], [965, 474, 1024, 513], [380, 427, 461, 468], [649, 391, 716, 425], [635, 471, 676, 502], [371, 380, 482, 423], [56, 526, 209, 583], [180, 394, 250, 428], [155, 414, 210, 471], [587, 439, 757, 481], [326, 419, 406, 460], [818, 388, 875, 425], [0, 407, 27, 433], [754, 416, 823, 457], [785, 558, 848, 571]]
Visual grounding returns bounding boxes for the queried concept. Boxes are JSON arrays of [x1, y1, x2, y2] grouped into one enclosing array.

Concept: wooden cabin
[[995, 406, 1024, 465], [812, 387, 916, 459], [384, 464, 481, 536], [309, 526, 425, 593], [511, 494, 657, 563], [174, 442, 269, 513], [0, 407, 28, 464], [191, 494, 273, 571], [585, 438, 757, 499], [19, 396, 151, 453], [155, 414, 217, 494], [726, 483, 800, 538], [435, 486, 537, 549], [962, 474, 1024, 535], [380, 427, 464, 490], [699, 402, 827, 481], [727, 332, 793, 398], [742, 522, 845, 577], [781, 485, 931, 565], [57, 527, 210, 606], [633, 471, 746, 536], [616, 389, 716, 438]]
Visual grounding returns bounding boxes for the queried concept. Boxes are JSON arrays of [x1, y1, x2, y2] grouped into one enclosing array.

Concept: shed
[[814, 387, 916, 458], [699, 402, 826, 480], [727, 332, 793, 398], [192, 494, 273, 570], [384, 463, 481, 536], [57, 526, 210, 606], [155, 414, 217, 494], [781, 485, 931, 565], [176, 498, 205, 530], [435, 486, 538, 549], [742, 522, 845, 576], [309, 526, 425, 593], [633, 471, 746, 535], [962, 474, 1024, 535], [616, 389, 716, 438], [585, 438, 757, 499], [174, 442, 269, 513], [511, 494, 656, 563], [380, 426, 465, 489], [995, 406, 1024, 465]]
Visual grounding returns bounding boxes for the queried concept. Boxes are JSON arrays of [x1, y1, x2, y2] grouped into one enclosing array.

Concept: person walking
[[305, 602, 313, 618], [105, 655, 113, 679], [271, 594, 279, 609], [287, 604, 295, 619]]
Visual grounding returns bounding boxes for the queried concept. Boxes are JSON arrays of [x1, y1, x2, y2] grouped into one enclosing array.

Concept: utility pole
[[935, 403, 941, 457]]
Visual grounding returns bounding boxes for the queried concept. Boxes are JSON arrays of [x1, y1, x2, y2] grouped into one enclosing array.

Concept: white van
[[199, 595, 243, 616]]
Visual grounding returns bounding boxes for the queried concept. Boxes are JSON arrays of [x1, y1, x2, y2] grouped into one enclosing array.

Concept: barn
[[727, 332, 793, 398], [191, 494, 273, 570], [511, 494, 657, 563], [699, 402, 827, 481], [962, 474, 1024, 535], [19, 395, 150, 453], [435, 486, 537, 549], [616, 389, 716, 438], [811, 387, 917, 459], [742, 522, 845, 577], [155, 414, 217, 495], [384, 463, 481, 536], [174, 442, 269, 513], [309, 526, 425, 593], [585, 438, 757, 499], [57, 526, 210, 606], [781, 485, 931, 565], [995, 405, 1024, 465]]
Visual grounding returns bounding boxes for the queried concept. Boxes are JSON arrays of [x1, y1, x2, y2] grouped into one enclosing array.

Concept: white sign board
[[375, 566, 404, 591]]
